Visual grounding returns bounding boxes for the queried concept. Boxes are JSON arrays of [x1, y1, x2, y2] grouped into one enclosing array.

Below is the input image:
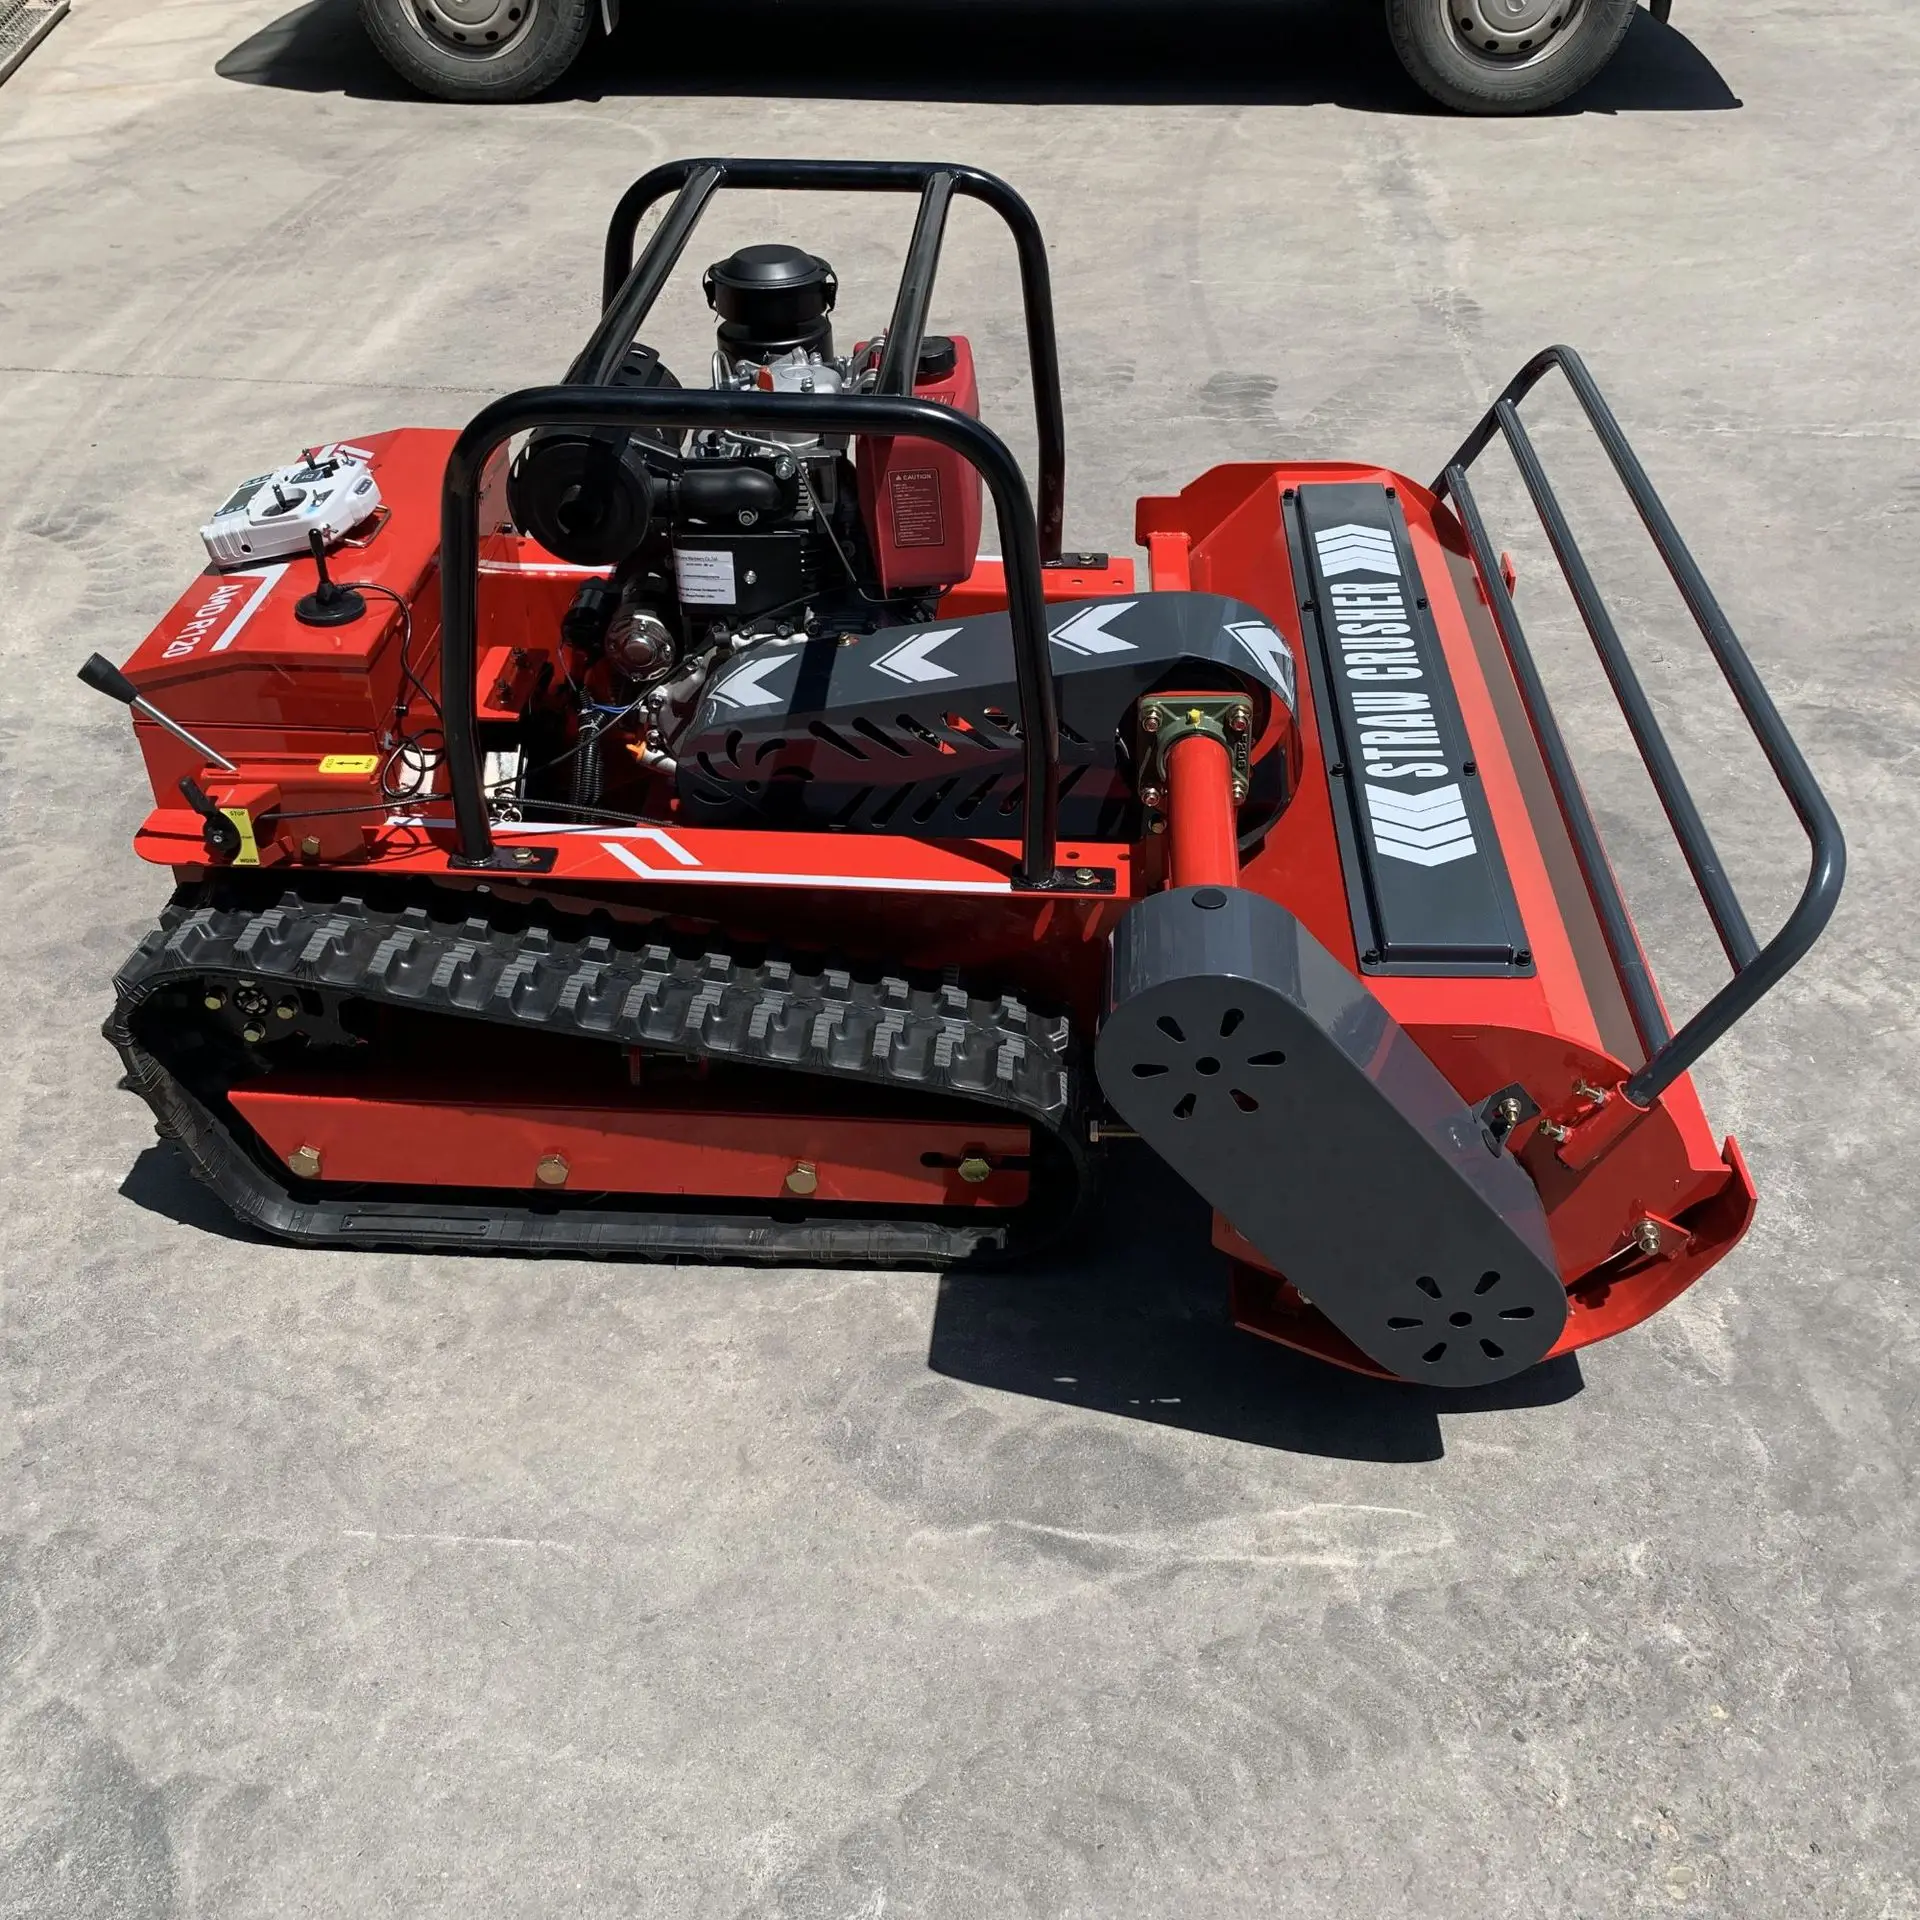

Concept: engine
[[496, 240, 986, 822]]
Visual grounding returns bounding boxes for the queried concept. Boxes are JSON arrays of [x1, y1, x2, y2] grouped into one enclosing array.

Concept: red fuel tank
[[855, 333, 984, 593]]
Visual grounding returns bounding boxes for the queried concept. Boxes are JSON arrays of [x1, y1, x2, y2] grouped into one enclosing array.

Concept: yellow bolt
[[287, 1145, 321, 1180], [203, 990, 226, 1011], [957, 1155, 993, 1185], [535, 1154, 569, 1187], [785, 1161, 819, 1196]]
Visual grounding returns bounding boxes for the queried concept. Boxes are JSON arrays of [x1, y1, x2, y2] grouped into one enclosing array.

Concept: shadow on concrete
[[119, 1144, 271, 1244], [928, 1142, 1585, 1463], [122, 1126, 1582, 1461], [218, 0, 1739, 116]]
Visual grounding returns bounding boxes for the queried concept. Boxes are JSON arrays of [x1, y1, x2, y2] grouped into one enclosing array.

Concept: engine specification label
[[674, 547, 738, 606]]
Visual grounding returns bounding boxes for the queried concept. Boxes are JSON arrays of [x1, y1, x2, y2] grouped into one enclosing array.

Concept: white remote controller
[[199, 444, 383, 568]]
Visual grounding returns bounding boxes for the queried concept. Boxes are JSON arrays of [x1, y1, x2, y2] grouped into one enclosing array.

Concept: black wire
[[261, 794, 656, 827], [339, 577, 448, 801], [496, 798, 658, 825], [812, 493, 891, 606]]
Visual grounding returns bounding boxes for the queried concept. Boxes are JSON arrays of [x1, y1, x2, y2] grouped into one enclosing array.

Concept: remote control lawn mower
[[84, 160, 1843, 1388]]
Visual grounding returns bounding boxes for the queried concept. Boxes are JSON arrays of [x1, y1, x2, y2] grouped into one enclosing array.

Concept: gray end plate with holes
[[1094, 886, 1568, 1387]]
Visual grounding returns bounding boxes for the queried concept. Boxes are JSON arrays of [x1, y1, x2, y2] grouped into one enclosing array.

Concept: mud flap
[[1095, 886, 1568, 1387]]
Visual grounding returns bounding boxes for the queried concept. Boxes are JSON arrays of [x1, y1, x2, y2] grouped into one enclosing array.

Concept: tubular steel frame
[[1434, 345, 1844, 1106], [587, 157, 1068, 560]]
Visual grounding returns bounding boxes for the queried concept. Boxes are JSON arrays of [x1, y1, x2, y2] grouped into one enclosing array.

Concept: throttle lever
[[178, 778, 244, 862]]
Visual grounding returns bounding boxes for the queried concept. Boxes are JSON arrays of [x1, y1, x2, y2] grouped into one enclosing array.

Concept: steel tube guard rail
[[1434, 345, 1844, 1108], [590, 157, 1068, 563], [439, 386, 1062, 885]]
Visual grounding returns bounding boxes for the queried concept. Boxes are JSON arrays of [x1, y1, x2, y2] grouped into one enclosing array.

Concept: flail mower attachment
[[85, 159, 1843, 1388]]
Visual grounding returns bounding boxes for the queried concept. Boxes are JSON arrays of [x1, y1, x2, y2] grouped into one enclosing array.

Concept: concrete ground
[[1, 2, 1915, 1913]]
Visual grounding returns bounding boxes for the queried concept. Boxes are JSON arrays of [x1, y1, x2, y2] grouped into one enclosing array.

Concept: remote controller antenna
[[294, 528, 366, 627], [75, 654, 236, 771]]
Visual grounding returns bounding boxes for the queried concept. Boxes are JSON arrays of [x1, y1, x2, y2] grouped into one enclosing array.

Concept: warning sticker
[[888, 469, 945, 549], [674, 547, 738, 606]]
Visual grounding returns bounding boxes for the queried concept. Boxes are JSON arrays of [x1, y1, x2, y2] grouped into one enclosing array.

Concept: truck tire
[[358, 0, 596, 103], [1386, 0, 1638, 114]]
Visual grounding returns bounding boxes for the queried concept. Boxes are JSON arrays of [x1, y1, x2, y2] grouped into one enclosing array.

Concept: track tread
[[107, 881, 1085, 1266]]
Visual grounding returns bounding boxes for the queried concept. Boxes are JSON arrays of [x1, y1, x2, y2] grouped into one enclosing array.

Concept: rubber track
[[107, 882, 1088, 1265]]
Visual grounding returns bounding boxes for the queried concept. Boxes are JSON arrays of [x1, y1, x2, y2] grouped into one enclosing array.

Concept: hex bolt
[[1496, 1094, 1525, 1127], [1635, 1219, 1664, 1256], [1140, 786, 1164, 807], [1228, 706, 1251, 734], [957, 1155, 993, 1185], [287, 1145, 321, 1180], [1574, 1080, 1610, 1106], [1074, 867, 1096, 884], [1140, 707, 1161, 733], [1231, 779, 1249, 803], [785, 1161, 819, 1197], [300, 836, 322, 858], [535, 1154, 569, 1187], [1538, 1119, 1571, 1145]]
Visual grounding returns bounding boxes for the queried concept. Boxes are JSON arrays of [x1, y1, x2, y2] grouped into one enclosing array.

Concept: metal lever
[[77, 653, 237, 773]]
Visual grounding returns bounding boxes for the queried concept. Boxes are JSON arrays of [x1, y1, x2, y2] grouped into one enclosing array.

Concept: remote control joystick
[[295, 529, 366, 628], [199, 443, 382, 566]]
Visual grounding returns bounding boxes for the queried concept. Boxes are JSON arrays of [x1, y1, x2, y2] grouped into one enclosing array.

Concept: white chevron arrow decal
[[1314, 523, 1401, 577], [872, 627, 962, 684], [710, 652, 798, 709], [1364, 781, 1478, 866], [1049, 601, 1137, 656], [1225, 620, 1295, 705], [1366, 782, 1469, 824]]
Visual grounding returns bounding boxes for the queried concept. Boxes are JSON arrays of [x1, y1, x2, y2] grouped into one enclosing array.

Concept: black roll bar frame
[[1434, 345, 1844, 1108], [585, 156, 1068, 562]]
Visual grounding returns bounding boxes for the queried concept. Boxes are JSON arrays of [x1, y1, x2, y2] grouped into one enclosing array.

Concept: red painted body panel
[[229, 1084, 1030, 1206], [856, 332, 985, 592]]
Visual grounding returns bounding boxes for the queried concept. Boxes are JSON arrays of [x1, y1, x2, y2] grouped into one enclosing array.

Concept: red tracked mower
[[84, 160, 1842, 1389]]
